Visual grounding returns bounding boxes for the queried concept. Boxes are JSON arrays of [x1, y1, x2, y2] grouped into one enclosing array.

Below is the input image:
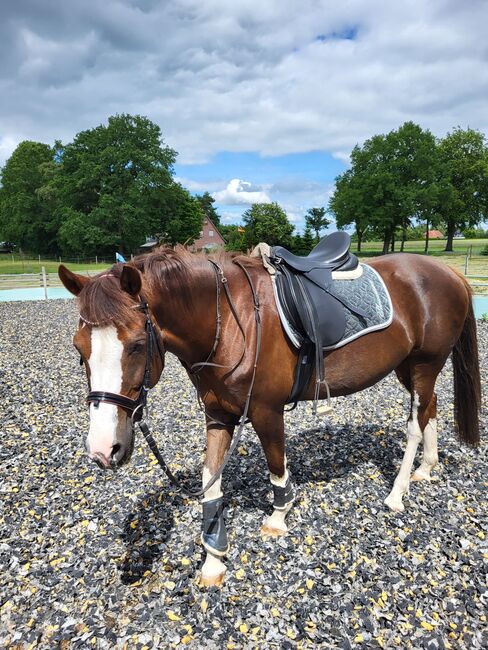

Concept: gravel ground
[[0, 299, 486, 650]]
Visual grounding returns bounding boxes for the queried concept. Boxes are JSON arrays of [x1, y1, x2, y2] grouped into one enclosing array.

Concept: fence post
[[41, 266, 48, 300], [464, 253, 469, 276], [95, 255, 98, 265]]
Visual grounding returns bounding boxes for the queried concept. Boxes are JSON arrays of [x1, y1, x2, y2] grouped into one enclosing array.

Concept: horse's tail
[[452, 282, 481, 446]]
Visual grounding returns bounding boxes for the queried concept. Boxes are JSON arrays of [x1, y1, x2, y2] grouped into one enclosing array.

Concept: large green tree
[[0, 141, 56, 253], [243, 202, 294, 248], [329, 122, 439, 254], [54, 114, 202, 255], [305, 207, 330, 242], [436, 127, 488, 252]]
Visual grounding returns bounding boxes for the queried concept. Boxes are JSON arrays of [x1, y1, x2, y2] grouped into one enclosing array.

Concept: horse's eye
[[128, 341, 145, 356]]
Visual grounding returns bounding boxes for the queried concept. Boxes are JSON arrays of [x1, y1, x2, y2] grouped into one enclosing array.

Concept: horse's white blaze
[[385, 392, 422, 512], [87, 326, 123, 459]]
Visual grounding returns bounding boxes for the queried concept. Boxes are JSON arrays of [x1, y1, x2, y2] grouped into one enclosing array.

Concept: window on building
[[209, 230, 214, 237]]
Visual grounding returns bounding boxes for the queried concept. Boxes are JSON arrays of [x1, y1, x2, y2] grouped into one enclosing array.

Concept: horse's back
[[367, 253, 470, 351]]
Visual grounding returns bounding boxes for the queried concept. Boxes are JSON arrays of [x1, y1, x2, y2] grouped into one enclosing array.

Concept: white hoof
[[200, 553, 226, 587], [411, 468, 432, 482], [261, 506, 290, 538], [261, 522, 287, 538], [384, 494, 405, 512]]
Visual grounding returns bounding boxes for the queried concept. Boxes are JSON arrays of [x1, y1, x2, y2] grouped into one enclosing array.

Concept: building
[[189, 217, 225, 252], [424, 230, 444, 239]]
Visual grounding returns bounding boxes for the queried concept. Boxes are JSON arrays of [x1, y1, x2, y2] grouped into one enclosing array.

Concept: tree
[[436, 127, 488, 252], [305, 207, 330, 242], [329, 122, 440, 254], [196, 191, 220, 226], [53, 114, 201, 255], [219, 224, 247, 252], [302, 225, 315, 252], [0, 141, 56, 253], [154, 182, 203, 246], [243, 202, 294, 248]]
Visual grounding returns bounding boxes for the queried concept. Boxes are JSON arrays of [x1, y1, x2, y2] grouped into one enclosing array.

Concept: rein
[[85, 259, 262, 499]]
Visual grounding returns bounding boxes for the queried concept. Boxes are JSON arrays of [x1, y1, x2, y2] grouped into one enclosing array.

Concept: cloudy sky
[[1, 0, 487, 230]]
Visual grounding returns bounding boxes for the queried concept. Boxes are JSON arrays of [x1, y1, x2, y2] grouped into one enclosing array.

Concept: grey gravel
[[0, 299, 486, 649]]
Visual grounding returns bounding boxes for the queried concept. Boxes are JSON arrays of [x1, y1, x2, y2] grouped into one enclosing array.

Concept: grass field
[[356, 238, 488, 256], [0, 257, 111, 275], [1, 240, 487, 293]]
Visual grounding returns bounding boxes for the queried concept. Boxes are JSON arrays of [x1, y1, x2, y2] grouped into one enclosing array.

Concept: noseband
[[85, 298, 164, 422]]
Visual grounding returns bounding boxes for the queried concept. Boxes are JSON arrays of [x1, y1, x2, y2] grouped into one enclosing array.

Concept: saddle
[[269, 232, 367, 405]]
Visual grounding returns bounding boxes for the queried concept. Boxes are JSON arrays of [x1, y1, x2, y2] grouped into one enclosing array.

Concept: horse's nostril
[[111, 443, 121, 458]]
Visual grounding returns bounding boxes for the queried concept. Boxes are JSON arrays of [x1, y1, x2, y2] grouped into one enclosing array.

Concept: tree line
[[0, 114, 206, 256], [1, 116, 487, 257], [329, 122, 488, 253]]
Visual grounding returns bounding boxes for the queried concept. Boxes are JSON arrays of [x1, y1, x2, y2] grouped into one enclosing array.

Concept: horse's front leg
[[200, 420, 233, 587], [252, 407, 295, 538]]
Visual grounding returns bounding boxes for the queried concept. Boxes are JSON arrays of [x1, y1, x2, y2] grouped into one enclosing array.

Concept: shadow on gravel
[[285, 423, 405, 486], [119, 487, 177, 585], [222, 422, 407, 516]]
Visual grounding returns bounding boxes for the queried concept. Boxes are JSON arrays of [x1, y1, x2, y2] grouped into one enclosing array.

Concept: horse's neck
[[149, 258, 220, 364]]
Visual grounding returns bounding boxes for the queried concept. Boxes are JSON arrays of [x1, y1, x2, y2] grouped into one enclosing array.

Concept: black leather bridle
[[81, 260, 262, 498], [85, 297, 164, 422]]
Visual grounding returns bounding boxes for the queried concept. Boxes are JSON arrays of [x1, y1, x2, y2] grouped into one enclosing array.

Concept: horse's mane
[[77, 246, 250, 326]]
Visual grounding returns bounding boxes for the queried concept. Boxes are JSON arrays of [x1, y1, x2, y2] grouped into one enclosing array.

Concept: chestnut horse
[[59, 247, 480, 586]]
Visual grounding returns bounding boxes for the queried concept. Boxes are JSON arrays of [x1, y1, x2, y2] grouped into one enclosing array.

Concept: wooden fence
[[0, 268, 95, 296]]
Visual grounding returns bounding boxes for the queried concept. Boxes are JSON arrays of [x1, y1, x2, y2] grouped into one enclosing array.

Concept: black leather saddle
[[269, 232, 366, 405], [273, 231, 358, 273]]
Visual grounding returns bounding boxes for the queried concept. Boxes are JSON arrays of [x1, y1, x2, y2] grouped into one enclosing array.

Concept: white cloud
[[212, 179, 271, 205], [0, 135, 19, 162], [0, 0, 487, 168]]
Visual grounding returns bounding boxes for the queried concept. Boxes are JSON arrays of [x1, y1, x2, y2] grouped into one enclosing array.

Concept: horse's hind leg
[[412, 393, 438, 482], [251, 407, 295, 538], [385, 361, 438, 512]]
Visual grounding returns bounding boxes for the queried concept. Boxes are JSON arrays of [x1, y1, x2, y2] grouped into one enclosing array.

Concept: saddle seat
[[273, 231, 358, 274]]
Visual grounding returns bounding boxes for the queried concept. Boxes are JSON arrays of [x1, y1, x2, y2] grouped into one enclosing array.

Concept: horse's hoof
[[260, 524, 287, 538], [199, 571, 226, 588], [384, 495, 405, 512], [411, 471, 431, 482]]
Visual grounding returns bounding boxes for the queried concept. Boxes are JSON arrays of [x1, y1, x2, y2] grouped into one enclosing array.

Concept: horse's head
[[59, 264, 165, 469]]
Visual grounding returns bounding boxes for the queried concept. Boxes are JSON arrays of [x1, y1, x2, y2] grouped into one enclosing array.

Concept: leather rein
[[85, 259, 261, 498]]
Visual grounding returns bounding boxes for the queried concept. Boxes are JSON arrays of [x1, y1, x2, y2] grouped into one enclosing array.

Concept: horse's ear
[[120, 264, 142, 296], [58, 265, 89, 296]]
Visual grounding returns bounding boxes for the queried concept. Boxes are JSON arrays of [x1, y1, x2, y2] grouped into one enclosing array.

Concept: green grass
[[0, 257, 111, 275], [355, 238, 488, 256]]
